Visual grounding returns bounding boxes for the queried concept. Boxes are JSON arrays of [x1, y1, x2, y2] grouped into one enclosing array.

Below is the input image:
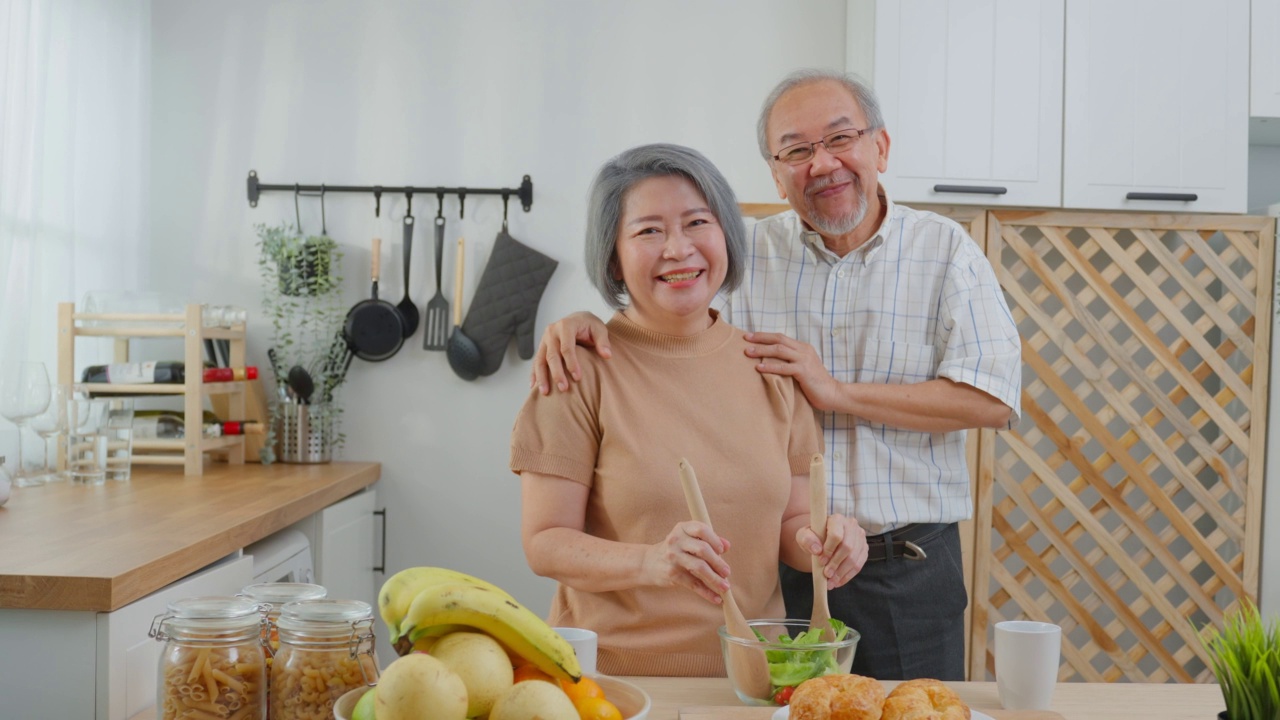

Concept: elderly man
[[533, 69, 1022, 680]]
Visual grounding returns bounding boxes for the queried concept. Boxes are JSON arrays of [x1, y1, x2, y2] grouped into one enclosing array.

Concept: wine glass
[[0, 361, 52, 486], [28, 383, 70, 482]]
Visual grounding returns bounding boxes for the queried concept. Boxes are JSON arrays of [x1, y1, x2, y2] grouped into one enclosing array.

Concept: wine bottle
[[132, 411, 263, 439], [81, 362, 258, 384]]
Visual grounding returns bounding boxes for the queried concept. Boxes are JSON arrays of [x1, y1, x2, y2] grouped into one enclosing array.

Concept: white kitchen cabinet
[[1063, 0, 1249, 212], [1252, 0, 1280, 117], [874, 0, 1064, 207], [0, 553, 252, 720], [290, 486, 380, 609]]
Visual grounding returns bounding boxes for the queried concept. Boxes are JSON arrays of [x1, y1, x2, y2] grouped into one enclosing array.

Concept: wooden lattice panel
[[970, 211, 1274, 684]]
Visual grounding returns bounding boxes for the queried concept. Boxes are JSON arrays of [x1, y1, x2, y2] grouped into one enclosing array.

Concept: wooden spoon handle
[[453, 237, 465, 326], [678, 458, 754, 640], [810, 453, 835, 639]]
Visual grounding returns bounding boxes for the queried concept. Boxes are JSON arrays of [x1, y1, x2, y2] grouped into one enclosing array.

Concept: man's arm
[[745, 332, 1012, 431], [530, 311, 611, 394]]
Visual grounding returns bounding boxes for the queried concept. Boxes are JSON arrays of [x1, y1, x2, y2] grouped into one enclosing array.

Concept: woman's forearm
[[525, 526, 653, 593]]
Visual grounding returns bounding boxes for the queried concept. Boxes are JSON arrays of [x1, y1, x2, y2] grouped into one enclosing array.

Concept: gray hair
[[756, 69, 884, 159], [584, 143, 747, 310]]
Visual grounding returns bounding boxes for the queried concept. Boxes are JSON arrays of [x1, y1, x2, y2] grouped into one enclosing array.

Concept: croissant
[[880, 678, 971, 720], [788, 674, 886, 720]]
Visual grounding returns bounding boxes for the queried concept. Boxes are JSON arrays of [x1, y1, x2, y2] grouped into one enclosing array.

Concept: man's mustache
[[805, 170, 859, 200]]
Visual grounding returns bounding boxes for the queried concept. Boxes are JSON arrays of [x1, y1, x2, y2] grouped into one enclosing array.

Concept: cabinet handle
[[1126, 192, 1198, 202], [373, 508, 387, 574], [932, 184, 1008, 195]]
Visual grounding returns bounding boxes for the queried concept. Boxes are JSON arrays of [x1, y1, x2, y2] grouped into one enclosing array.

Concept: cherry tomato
[[773, 686, 795, 705], [513, 665, 556, 684], [560, 676, 606, 705], [575, 696, 623, 720]]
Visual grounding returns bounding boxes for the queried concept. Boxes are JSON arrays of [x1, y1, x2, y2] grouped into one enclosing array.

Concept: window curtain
[[0, 0, 150, 462]]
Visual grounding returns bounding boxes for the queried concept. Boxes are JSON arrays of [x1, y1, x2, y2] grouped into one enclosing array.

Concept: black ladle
[[396, 214, 419, 337], [287, 365, 315, 404], [445, 236, 483, 381]]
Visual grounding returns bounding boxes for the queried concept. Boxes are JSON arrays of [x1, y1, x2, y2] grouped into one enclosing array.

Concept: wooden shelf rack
[[57, 303, 247, 475]]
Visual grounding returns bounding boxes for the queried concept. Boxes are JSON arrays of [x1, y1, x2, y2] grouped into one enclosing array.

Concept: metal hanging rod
[[245, 170, 534, 218]]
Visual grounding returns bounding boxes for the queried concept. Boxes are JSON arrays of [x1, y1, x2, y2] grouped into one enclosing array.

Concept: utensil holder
[[277, 402, 332, 464]]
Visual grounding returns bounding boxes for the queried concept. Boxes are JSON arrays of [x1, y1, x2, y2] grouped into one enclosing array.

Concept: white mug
[[553, 627, 598, 675], [995, 620, 1061, 710]]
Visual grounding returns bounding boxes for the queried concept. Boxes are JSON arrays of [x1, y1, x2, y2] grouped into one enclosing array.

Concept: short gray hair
[[584, 144, 747, 310], [756, 69, 884, 159]]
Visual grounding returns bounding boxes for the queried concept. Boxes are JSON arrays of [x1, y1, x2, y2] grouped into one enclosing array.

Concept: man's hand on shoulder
[[532, 311, 611, 394], [744, 332, 843, 411]]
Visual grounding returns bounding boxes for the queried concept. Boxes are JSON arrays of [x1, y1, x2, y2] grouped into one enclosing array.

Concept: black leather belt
[[865, 523, 949, 562]]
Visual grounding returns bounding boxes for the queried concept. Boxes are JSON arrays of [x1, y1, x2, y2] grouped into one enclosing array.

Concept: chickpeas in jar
[[150, 596, 267, 720], [270, 599, 377, 720]]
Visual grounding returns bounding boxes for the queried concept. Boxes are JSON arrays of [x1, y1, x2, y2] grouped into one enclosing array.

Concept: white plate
[[772, 706, 994, 720]]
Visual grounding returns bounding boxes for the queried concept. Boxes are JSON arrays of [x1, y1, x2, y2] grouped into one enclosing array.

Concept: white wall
[[147, 0, 846, 628]]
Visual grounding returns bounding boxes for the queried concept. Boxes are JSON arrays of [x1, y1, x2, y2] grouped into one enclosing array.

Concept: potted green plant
[[256, 223, 347, 463], [1199, 600, 1280, 720]]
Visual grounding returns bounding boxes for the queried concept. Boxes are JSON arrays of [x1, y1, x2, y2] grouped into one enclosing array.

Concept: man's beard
[[801, 171, 867, 237]]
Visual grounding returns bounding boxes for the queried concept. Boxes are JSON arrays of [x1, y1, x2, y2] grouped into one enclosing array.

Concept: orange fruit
[[513, 665, 556, 684], [560, 676, 605, 705], [575, 696, 623, 720]]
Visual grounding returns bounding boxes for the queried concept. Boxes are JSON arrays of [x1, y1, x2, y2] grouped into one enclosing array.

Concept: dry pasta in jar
[[150, 596, 267, 720], [270, 599, 377, 720]]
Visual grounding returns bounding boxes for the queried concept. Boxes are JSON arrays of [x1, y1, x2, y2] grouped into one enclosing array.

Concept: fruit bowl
[[332, 674, 651, 720], [333, 685, 371, 720], [718, 618, 859, 706]]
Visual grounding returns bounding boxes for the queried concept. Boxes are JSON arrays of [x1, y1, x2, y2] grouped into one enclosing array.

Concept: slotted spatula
[[422, 214, 449, 350]]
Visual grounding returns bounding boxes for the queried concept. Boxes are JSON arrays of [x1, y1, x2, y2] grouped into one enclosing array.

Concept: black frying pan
[[344, 237, 405, 362]]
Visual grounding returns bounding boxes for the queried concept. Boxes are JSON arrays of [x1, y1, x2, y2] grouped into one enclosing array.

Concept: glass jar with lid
[[270, 599, 377, 720], [149, 596, 267, 720], [239, 582, 327, 650]]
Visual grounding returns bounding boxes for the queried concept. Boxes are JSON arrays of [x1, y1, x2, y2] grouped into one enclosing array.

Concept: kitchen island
[[0, 461, 380, 719]]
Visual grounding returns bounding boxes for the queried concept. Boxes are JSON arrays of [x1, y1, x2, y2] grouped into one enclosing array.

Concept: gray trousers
[[780, 522, 967, 680]]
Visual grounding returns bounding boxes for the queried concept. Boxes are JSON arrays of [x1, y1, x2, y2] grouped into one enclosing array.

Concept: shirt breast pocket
[[858, 338, 937, 385]]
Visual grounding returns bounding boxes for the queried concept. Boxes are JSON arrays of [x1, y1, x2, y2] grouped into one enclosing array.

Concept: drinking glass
[[28, 384, 70, 482], [0, 361, 52, 487], [103, 397, 134, 481], [67, 395, 110, 484]]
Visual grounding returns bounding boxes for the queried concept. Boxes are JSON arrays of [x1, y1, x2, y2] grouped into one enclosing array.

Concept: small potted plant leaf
[[1199, 600, 1280, 720], [257, 223, 338, 297]]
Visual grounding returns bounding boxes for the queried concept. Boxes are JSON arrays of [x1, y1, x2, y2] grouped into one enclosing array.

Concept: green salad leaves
[[755, 618, 851, 699]]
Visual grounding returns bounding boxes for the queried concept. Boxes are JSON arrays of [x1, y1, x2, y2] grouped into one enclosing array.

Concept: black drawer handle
[[373, 508, 387, 573], [932, 184, 1008, 195], [1126, 192, 1198, 202]]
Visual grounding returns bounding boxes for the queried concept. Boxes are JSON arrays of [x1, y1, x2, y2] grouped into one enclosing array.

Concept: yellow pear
[[375, 653, 468, 720], [431, 632, 516, 718], [489, 680, 578, 720]]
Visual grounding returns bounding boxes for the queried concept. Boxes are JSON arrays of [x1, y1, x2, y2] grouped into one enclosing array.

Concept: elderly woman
[[510, 144, 866, 677]]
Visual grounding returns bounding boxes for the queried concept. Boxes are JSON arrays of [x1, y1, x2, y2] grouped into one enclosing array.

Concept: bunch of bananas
[[378, 566, 582, 683]]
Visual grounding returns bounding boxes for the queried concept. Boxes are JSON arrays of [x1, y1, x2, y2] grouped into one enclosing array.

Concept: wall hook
[[458, 190, 466, 219], [294, 184, 303, 232], [374, 187, 383, 217]]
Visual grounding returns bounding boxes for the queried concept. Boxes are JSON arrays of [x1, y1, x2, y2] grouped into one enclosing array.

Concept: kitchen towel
[[460, 230, 558, 376]]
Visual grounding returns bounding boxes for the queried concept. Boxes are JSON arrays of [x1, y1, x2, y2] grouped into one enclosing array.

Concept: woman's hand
[[795, 514, 868, 589], [643, 521, 734, 604], [531, 311, 611, 394]]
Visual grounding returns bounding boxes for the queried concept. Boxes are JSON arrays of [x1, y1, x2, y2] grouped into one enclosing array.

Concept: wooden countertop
[[642, 677, 1224, 720], [0, 461, 380, 611], [128, 676, 1228, 720]]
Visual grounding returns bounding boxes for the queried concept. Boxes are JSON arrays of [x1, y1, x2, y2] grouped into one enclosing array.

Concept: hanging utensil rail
[[245, 170, 534, 217]]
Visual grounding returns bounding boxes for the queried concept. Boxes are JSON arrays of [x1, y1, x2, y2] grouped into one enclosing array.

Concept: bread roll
[[880, 678, 970, 720], [789, 674, 886, 720]]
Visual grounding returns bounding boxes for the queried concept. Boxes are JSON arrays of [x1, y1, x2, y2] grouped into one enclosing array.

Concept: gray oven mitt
[[461, 229, 558, 377]]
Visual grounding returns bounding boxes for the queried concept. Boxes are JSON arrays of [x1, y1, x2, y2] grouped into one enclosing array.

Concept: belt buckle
[[902, 540, 927, 561]]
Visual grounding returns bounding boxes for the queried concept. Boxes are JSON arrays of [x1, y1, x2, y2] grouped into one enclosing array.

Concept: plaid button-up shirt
[[720, 193, 1022, 535]]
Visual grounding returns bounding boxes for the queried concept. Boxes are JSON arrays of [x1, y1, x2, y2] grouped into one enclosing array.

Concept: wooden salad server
[[809, 453, 837, 641], [677, 458, 772, 698]]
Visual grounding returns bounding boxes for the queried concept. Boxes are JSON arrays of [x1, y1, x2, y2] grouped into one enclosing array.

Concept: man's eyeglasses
[[772, 127, 876, 165]]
